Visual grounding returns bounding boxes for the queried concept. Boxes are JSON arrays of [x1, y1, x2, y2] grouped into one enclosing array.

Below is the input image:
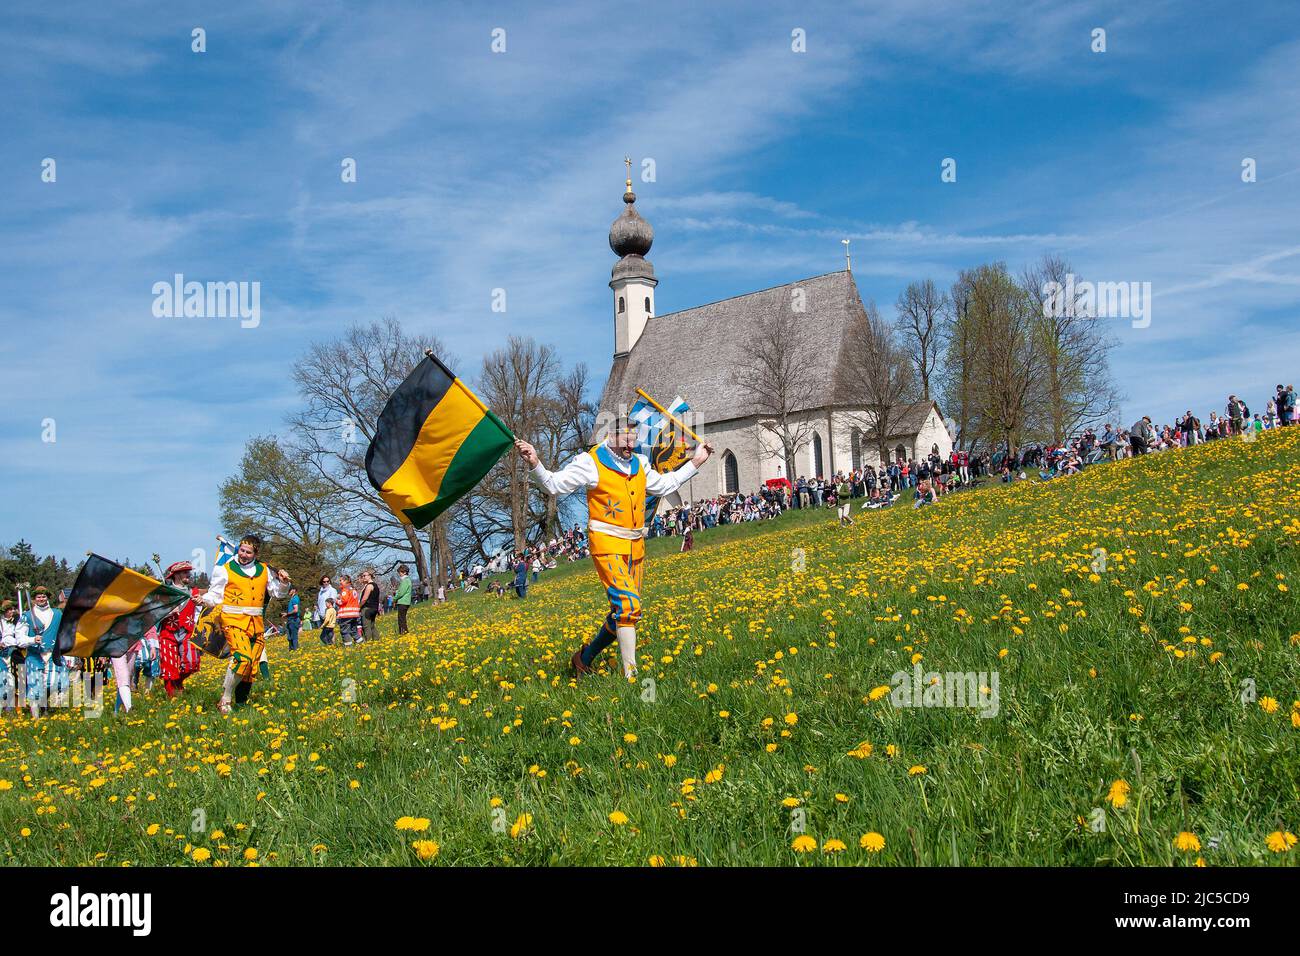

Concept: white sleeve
[[645, 456, 698, 498], [266, 571, 288, 600], [201, 563, 229, 608], [531, 452, 598, 496]]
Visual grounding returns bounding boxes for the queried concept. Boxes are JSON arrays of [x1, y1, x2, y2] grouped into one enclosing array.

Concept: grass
[[2, 428, 1298, 867]]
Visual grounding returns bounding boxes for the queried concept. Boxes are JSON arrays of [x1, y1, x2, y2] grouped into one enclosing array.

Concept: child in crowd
[[319, 598, 337, 646]]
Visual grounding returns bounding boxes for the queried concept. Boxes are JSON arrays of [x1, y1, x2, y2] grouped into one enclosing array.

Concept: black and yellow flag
[[56, 554, 191, 659], [366, 352, 514, 529]]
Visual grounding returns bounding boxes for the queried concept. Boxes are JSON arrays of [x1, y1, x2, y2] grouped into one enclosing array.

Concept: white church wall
[[830, 409, 884, 472], [691, 418, 766, 500], [647, 406, 952, 503], [914, 408, 954, 461]]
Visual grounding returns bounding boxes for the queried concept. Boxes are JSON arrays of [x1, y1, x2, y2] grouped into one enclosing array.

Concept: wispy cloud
[[1, 0, 1296, 562]]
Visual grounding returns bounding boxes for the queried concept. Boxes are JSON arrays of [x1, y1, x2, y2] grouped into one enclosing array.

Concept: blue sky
[[2, 0, 1298, 566]]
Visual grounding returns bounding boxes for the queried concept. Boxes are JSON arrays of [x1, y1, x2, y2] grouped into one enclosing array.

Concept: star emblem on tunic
[[603, 501, 625, 520]]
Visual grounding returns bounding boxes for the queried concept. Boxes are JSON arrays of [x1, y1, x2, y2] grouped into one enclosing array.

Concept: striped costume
[[202, 559, 285, 682], [531, 441, 698, 675]]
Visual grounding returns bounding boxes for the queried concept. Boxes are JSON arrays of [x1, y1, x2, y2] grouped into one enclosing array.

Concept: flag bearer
[[515, 421, 710, 679], [199, 535, 291, 713], [22, 587, 68, 715], [157, 561, 202, 698]]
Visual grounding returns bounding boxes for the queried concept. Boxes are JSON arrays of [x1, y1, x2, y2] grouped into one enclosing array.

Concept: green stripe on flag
[[404, 411, 513, 527]]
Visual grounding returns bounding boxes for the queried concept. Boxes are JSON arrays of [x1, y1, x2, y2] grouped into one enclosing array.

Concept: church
[[597, 172, 953, 500]]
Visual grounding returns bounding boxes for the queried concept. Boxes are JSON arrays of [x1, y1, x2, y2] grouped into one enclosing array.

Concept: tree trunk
[[404, 524, 429, 586], [427, 525, 440, 595], [436, 516, 455, 586]]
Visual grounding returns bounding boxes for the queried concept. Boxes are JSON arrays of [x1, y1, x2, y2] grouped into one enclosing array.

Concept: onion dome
[[609, 187, 654, 259]]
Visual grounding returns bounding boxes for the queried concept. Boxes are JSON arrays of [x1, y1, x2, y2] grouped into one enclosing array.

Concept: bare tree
[[735, 309, 821, 480], [219, 435, 363, 592], [938, 269, 979, 450], [839, 300, 916, 464], [288, 317, 448, 585], [967, 262, 1045, 453], [541, 363, 597, 538], [477, 336, 561, 552], [1020, 255, 1122, 443], [895, 279, 948, 403]]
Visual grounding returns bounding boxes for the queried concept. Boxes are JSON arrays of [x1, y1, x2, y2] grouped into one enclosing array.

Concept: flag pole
[[424, 348, 516, 441], [635, 388, 705, 445]]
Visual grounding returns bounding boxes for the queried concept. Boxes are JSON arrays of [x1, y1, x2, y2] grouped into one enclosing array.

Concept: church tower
[[609, 157, 657, 356]]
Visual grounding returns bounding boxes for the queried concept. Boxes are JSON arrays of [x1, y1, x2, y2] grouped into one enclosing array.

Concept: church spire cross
[[624, 155, 633, 193]]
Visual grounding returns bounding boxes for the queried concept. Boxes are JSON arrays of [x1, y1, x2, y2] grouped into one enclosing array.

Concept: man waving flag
[[366, 350, 514, 528]]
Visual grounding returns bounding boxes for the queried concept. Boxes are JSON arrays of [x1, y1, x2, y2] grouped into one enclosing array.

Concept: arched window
[[812, 433, 824, 477], [618, 295, 625, 314], [722, 451, 739, 494], [644, 296, 651, 315], [895, 443, 906, 463], [851, 428, 862, 471]]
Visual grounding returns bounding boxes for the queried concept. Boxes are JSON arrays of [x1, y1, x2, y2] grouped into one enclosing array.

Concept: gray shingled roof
[[601, 270, 871, 426], [884, 399, 941, 437]]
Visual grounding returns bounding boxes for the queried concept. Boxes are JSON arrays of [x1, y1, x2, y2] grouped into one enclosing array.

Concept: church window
[[644, 296, 651, 315], [812, 433, 824, 477], [851, 428, 862, 471], [722, 451, 739, 494], [618, 295, 625, 314], [895, 443, 906, 462]]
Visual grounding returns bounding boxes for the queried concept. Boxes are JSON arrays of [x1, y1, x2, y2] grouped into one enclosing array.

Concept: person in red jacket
[[336, 575, 361, 646]]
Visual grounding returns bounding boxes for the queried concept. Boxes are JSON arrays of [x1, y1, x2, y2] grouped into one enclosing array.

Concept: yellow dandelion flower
[[1265, 831, 1297, 853], [411, 839, 440, 861], [860, 832, 885, 852]]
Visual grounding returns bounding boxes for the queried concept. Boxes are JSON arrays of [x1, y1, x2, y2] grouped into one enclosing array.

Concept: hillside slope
[[2, 429, 1298, 866]]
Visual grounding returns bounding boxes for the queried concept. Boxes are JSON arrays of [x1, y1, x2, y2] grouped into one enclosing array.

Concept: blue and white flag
[[215, 536, 238, 568], [628, 394, 692, 523], [629, 394, 689, 457]]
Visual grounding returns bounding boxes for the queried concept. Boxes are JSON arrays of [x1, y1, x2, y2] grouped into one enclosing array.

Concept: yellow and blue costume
[[531, 440, 698, 676]]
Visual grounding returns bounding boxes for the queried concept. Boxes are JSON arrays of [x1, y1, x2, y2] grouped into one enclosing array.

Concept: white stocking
[[110, 656, 132, 711], [221, 667, 239, 703], [617, 626, 638, 678]]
